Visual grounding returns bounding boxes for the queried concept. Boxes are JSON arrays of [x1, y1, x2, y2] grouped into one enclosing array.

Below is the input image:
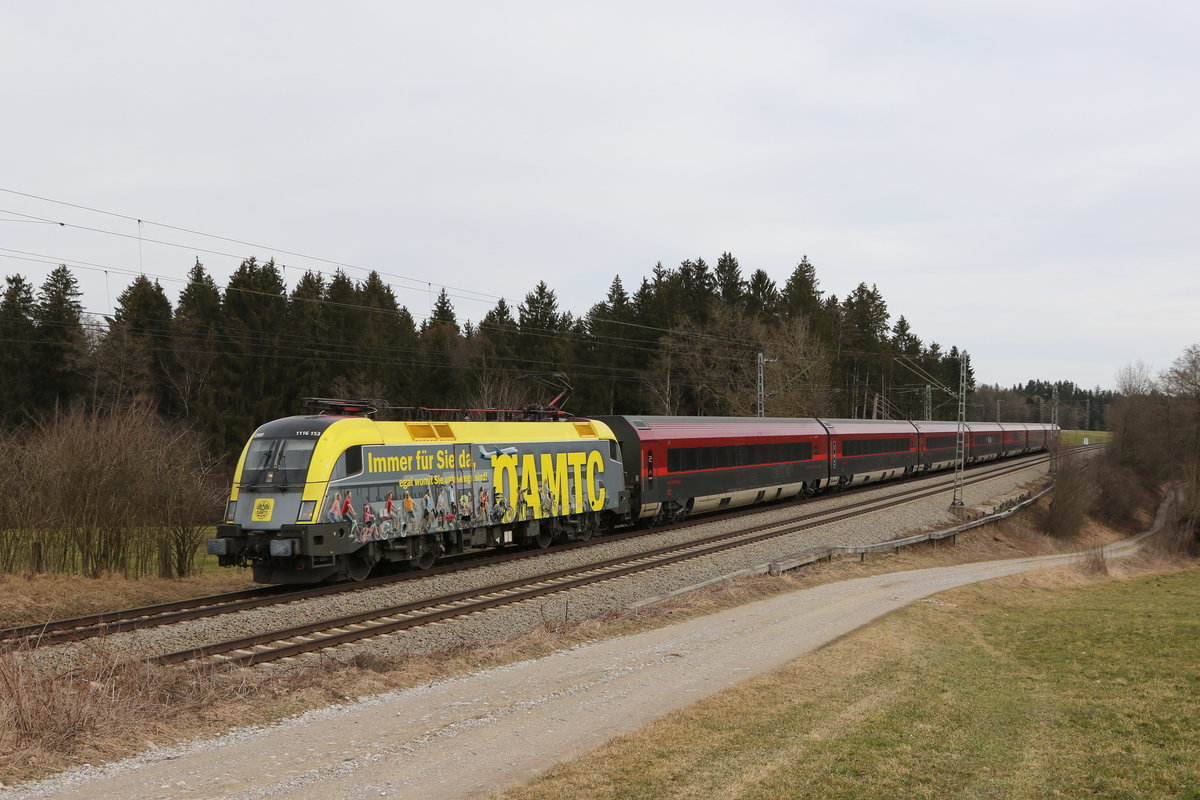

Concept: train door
[[451, 443, 477, 530]]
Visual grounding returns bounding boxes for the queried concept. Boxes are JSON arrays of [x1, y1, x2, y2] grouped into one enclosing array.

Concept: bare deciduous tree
[[1160, 344, 1200, 548], [1045, 451, 1096, 539], [0, 406, 225, 578]]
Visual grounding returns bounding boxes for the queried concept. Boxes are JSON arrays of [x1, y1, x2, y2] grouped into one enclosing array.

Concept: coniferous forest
[[0, 252, 1174, 578], [1, 253, 1112, 462]]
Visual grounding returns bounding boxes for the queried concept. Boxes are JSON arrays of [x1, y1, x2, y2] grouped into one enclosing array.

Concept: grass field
[[1060, 428, 1112, 445], [500, 565, 1200, 800]]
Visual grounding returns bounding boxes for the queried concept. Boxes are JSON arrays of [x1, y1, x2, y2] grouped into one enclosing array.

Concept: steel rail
[[153, 454, 1058, 668]]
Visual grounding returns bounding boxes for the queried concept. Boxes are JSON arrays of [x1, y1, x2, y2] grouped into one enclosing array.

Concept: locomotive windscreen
[[241, 437, 317, 487]]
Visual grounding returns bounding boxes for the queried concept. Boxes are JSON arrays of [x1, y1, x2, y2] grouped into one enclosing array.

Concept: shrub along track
[[151, 453, 1060, 668]]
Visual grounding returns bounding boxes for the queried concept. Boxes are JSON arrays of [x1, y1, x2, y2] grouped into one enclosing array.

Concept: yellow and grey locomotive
[[208, 401, 626, 583]]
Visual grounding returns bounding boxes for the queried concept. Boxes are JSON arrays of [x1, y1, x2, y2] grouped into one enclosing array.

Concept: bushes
[[0, 406, 226, 578], [1090, 456, 1140, 529], [1044, 450, 1097, 539]]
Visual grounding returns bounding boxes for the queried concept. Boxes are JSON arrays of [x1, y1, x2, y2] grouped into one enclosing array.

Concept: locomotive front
[[207, 414, 369, 584]]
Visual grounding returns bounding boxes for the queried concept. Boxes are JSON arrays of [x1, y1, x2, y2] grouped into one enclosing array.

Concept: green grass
[[1060, 429, 1112, 445], [501, 568, 1200, 800]]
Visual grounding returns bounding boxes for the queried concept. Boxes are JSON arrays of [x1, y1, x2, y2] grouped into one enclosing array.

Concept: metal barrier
[[629, 484, 1053, 608], [766, 485, 1053, 575]]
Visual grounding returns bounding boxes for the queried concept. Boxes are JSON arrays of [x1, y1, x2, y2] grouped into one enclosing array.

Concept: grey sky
[[2, 1, 1197, 391]]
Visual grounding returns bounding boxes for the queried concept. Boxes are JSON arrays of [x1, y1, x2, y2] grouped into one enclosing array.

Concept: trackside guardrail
[[628, 483, 1055, 609], [766, 485, 1054, 575]]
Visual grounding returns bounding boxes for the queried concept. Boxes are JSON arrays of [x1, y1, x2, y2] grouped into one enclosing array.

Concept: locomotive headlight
[[298, 500, 317, 522], [224, 501, 236, 523]]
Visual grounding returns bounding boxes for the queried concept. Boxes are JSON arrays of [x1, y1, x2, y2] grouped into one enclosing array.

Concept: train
[[207, 399, 1058, 584]]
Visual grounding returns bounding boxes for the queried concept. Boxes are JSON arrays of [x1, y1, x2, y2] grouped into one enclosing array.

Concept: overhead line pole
[[892, 355, 969, 510], [756, 353, 776, 417], [952, 358, 967, 509]]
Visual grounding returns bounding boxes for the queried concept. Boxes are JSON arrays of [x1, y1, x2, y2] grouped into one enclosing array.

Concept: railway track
[[2, 448, 1082, 655], [0, 540, 638, 652], [151, 454, 1060, 668]]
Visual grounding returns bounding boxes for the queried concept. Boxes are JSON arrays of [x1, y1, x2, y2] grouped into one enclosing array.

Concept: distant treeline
[[0, 253, 1112, 460]]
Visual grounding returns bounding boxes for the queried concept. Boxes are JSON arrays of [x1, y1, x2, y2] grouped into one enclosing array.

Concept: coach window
[[718, 446, 734, 468]]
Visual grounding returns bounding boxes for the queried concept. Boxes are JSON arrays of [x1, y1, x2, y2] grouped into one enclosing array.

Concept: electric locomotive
[[208, 400, 627, 584]]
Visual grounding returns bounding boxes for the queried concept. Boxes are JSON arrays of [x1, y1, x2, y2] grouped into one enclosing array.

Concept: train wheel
[[344, 545, 376, 582], [415, 549, 437, 570], [536, 529, 554, 549]]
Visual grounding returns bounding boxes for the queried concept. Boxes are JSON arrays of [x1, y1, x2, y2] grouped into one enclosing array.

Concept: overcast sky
[[2, 1, 1197, 391]]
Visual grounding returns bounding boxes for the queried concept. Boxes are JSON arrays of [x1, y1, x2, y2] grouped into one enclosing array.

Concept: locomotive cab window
[[242, 437, 317, 486], [331, 446, 364, 480]]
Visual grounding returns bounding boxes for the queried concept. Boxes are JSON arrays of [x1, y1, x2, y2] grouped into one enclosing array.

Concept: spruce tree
[[419, 289, 463, 406], [517, 281, 566, 370], [479, 297, 519, 369], [171, 260, 222, 419], [320, 269, 362, 391], [781, 256, 823, 321], [428, 288, 459, 331], [176, 259, 221, 327], [891, 315, 921, 356], [0, 274, 38, 425], [678, 258, 716, 318], [201, 257, 289, 455], [358, 270, 418, 404], [714, 252, 745, 307], [111, 275, 174, 412], [745, 269, 781, 321], [32, 264, 87, 413], [288, 270, 331, 396], [581, 275, 642, 413]]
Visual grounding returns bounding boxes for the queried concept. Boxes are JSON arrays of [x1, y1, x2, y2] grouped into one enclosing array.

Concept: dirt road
[[6, 533, 1149, 800]]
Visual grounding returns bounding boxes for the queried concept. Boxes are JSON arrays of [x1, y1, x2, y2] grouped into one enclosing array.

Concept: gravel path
[[4, 498, 1152, 800]]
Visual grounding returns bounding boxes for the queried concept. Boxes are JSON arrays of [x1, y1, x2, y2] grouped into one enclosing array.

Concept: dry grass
[[0, 483, 1185, 787], [0, 571, 255, 630], [498, 563, 1200, 800]]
